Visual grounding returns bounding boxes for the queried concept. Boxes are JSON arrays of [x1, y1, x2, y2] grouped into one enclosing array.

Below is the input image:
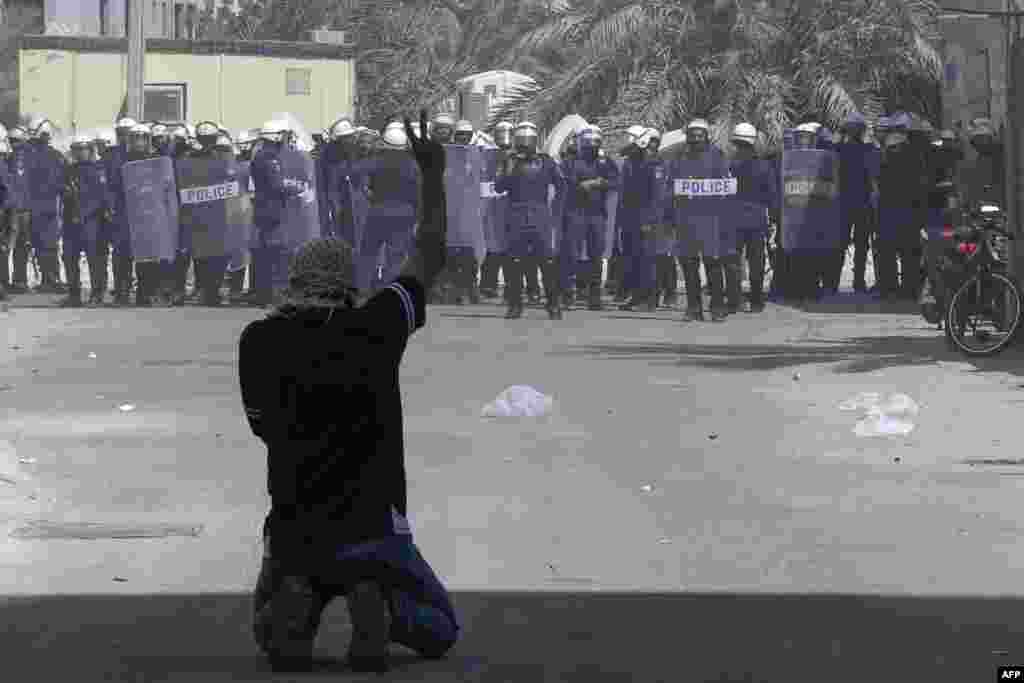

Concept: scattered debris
[[792, 372, 801, 381], [640, 484, 654, 493], [481, 386, 554, 418], [0, 384, 13, 391], [88, 352, 97, 359], [118, 404, 135, 412], [658, 538, 672, 545], [708, 433, 718, 440], [112, 577, 128, 583], [841, 392, 919, 437], [17, 457, 36, 465], [10, 521, 204, 540]]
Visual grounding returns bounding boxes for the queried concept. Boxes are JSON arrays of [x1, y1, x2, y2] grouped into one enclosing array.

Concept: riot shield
[[77, 163, 110, 222], [276, 147, 320, 250], [480, 148, 507, 253], [227, 161, 254, 270], [176, 157, 253, 260], [667, 154, 738, 259], [780, 149, 841, 252], [443, 145, 486, 264], [543, 115, 589, 162], [6, 146, 28, 212], [122, 156, 179, 262]]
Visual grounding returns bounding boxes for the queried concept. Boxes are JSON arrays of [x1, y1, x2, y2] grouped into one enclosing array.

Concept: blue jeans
[[254, 533, 459, 659]]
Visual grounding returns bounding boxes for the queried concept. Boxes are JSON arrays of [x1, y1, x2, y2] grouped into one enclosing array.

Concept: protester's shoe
[[254, 575, 319, 673], [346, 581, 392, 674], [505, 304, 523, 320]]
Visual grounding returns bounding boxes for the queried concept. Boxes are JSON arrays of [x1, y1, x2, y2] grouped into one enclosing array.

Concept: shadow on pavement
[[1, 590, 1019, 681], [555, 335, 1024, 377]]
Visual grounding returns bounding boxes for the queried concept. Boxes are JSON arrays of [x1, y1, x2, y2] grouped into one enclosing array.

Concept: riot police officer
[[666, 119, 732, 322], [479, 120, 514, 299], [453, 120, 475, 146], [430, 114, 456, 145], [965, 118, 1004, 207], [347, 120, 421, 295], [249, 119, 305, 305], [645, 130, 678, 307], [25, 118, 67, 294], [494, 121, 566, 319], [830, 113, 879, 294], [2, 126, 30, 297], [236, 129, 256, 162], [151, 123, 172, 157], [0, 125, 12, 301], [616, 126, 663, 312], [59, 136, 111, 307], [876, 113, 925, 300], [119, 124, 165, 306], [561, 125, 620, 311], [105, 117, 140, 305], [725, 122, 773, 313]]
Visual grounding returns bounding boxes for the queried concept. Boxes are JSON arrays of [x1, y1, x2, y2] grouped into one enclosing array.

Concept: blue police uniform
[[0, 161, 10, 298], [187, 146, 235, 306], [617, 149, 664, 309], [664, 144, 733, 319], [560, 149, 620, 309], [494, 151, 566, 318], [2, 144, 29, 292], [348, 149, 420, 294], [877, 139, 926, 299], [250, 143, 304, 303], [25, 140, 66, 291], [832, 140, 878, 293], [104, 145, 137, 303], [725, 156, 775, 311], [59, 160, 111, 305]]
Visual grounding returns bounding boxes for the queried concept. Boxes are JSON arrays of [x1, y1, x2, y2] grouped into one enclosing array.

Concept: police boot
[[0, 246, 10, 291], [525, 262, 541, 305], [135, 261, 155, 307], [227, 269, 245, 297], [587, 259, 604, 311], [479, 252, 498, 297], [33, 249, 57, 293], [10, 241, 29, 293], [87, 248, 108, 305], [504, 257, 524, 319], [465, 254, 481, 305], [723, 253, 742, 314], [681, 258, 704, 321], [116, 255, 136, 306], [59, 249, 82, 307], [539, 257, 562, 320]]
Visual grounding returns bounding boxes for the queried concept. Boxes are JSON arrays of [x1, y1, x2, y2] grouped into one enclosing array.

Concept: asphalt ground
[[2, 281, 1024, 682]]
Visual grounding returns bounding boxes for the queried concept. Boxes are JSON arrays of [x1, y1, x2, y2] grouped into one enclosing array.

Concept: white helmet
[[70, 134, 91, 147], [195, 121, 221, 138], [731, 122, 758, 145], [625, 125, 647, 144], [330, 118, 356, 140], [186, 124, 197, 139], [686, 119, 710, 133], [795, 122, 818, 135], [116, 117, 137, 131], [382, 121, 408, 148], [100, 129, 116, 146], [431, 113, 456, 129], [33, 119, 54, 138], [215, 134, 233, 149], [260, 119, 288, 142], [130, 124, 150, 136], [0, 123, 8, 140]]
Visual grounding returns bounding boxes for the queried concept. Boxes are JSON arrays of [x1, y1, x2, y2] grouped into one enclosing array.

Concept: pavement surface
[[2, 289, 1024, 682]]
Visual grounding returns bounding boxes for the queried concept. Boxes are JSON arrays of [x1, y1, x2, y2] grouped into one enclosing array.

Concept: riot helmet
[[685, 119, 710, 146], [259, 119, 288, 146], [645, 128, 661, 155], [623, 125, 647, 156], [513, 122, 539, 155], [794, 122, 818, 149], [31, 118, 54, 144], [430, 113, 455, 144], [195, 121, 221, 150], [115, 117, 137, 147], [70, 135, 94, 163], [128, 124, 151, 155], [493, 121, 514, 149], [453, 120, 474, 145], [150, 123, 169, 153], [329, 118, 356, 142], [9, 126, 28, 146], [563, 132, 578, 159], [382, 121, 408, 149], [731, 122, 757, 148]]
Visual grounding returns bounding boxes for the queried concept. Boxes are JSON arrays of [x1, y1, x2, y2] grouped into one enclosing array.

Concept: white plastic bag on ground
[[844, 392, 920, 437], [482, 386, 554, 418]]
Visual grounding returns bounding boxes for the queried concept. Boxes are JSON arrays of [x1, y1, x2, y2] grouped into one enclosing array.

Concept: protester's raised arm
[[399, 109, 447, 293]]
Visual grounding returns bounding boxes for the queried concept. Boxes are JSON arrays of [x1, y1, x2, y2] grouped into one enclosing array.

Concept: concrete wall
[[940, 13, 1007, 133], [19, 45, 355, 134]]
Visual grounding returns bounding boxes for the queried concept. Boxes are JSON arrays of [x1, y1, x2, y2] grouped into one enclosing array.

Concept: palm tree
[[494, 0, 942, 149]]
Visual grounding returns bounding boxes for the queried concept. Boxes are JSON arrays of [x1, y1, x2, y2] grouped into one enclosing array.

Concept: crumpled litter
[[118, 404, 135, 412], [840, 392, 919, 437], [481, 386, 554, 418]]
